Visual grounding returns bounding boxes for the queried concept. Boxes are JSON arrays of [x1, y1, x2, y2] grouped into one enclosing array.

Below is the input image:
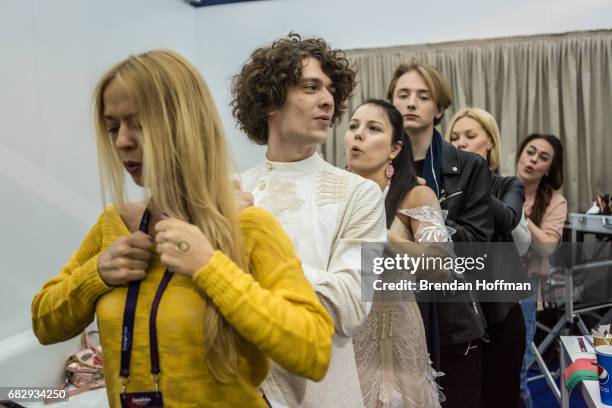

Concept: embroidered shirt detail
[[258, 177, 305, 214], [258, 176, 306, 252], [317, 171, 349, 206]]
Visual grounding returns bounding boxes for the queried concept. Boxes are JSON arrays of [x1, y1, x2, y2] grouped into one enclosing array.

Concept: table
[[529, 223, 612, 401], [560, 336, 605, 407]]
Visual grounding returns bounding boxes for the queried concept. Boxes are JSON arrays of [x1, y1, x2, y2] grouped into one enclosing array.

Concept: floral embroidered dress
[[354, 189, 454, 408]]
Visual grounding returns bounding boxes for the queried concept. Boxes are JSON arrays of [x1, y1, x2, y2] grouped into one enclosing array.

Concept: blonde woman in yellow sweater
[[31, 49, 334, 408]]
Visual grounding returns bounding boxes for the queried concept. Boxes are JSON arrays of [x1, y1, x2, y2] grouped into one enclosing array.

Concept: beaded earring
[[385, 161, 395, 179]]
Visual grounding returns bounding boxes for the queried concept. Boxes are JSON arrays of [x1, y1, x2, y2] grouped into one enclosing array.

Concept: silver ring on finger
[[177, 240, 190, 253]]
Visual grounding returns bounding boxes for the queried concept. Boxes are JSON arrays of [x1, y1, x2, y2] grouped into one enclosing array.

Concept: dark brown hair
[[386, 62, 452, 126], [231, 33, 357, 144], [516, 133, 564, 226], [353, 99, 418, 227]]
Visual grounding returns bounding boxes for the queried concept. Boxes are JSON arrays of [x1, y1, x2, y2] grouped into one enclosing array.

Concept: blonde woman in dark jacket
[[447, 107, 527, 408]]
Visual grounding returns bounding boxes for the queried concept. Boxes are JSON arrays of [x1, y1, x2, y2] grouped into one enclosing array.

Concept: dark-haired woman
[[347, 99, 454, 408], [515, 134, 567, 408]]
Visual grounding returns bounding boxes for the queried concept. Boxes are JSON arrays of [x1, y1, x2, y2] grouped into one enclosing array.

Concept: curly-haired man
[[233, 34, 386, 408]]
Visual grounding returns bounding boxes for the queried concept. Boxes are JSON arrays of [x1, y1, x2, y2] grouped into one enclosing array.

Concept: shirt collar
[[262, 151, 324, 176]]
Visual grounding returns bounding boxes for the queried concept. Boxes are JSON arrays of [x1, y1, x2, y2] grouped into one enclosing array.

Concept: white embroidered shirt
[[241, 152, 386, 408]]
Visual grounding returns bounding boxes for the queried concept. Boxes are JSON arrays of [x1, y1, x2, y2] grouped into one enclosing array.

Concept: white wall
[[0, 0, 195, 341], [0, 0, 610, 387]]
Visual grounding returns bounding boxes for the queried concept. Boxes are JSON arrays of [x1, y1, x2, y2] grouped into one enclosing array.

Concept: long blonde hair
[[445, 107, 501, 172], [93, 49, 248, 382]]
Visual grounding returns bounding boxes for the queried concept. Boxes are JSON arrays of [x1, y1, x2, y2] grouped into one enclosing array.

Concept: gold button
[[257, 182, 266, 190], [265, 163, 273, 171]]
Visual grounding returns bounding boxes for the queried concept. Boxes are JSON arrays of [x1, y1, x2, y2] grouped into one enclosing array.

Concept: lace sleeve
[[397, 205, 455, 244], [394, 191, 457, 282]]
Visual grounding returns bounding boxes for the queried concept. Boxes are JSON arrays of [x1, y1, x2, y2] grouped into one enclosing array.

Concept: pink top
[[525, 191, 568, 276]]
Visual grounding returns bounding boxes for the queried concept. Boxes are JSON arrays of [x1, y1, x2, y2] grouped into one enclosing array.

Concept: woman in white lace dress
[[345, 99, 454, 408]]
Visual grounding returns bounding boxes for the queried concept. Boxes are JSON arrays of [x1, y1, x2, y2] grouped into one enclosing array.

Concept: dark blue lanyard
[[119, 208, 173, 385]]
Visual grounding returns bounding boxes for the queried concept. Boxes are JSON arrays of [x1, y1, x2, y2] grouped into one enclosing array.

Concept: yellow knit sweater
[[32, 206, 334, 407]]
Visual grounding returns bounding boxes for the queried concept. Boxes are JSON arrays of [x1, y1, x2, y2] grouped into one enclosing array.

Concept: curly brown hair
[[231, 33, 357, 145]]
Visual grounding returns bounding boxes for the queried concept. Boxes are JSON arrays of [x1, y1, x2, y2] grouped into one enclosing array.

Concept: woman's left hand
[[154, 216, 215, 277]]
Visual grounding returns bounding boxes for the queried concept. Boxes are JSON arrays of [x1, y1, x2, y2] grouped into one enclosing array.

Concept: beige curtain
[[324, 29, 612, 212]]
